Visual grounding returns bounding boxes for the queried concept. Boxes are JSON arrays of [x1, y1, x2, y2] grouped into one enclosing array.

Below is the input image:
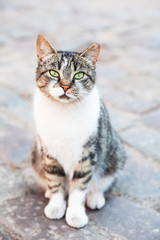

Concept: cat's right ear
[[36, 35, 57, 62]]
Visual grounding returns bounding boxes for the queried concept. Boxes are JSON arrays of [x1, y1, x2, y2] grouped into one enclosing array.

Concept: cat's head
[[36, 35, 100, 103]]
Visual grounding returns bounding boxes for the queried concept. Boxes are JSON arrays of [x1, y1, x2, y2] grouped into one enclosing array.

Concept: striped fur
[[31, 35, 126, 228]]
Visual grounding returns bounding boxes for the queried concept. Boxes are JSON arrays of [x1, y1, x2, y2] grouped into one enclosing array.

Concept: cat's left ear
[[80, 43, 101, 65], [36, 35, 57, 62]]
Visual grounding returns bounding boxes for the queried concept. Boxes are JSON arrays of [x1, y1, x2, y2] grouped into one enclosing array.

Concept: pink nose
[[62, 85, 70, 92]]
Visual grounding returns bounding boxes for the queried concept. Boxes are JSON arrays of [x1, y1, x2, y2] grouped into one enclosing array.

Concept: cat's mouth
[[59, 94, 71, 100]]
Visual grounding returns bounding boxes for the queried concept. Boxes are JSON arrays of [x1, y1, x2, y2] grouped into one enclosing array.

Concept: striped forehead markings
[[63, 56, 68, 67], [56, 52, 80, 72], [60, 54, 75, 71]]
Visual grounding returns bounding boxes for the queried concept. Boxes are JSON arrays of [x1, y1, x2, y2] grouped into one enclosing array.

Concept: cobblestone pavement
[[0, 0, 160, 239]]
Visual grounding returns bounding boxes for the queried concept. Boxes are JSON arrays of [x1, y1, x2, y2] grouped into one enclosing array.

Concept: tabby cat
[[32, 35, 126, 228]]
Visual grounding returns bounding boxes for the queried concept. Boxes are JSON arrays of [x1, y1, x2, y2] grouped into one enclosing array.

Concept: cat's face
[[36, 35, 100, 103]]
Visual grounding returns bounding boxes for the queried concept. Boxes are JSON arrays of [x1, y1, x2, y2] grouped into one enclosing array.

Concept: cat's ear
[[36, 35, 57, 62], [80, 43, 101, 65]]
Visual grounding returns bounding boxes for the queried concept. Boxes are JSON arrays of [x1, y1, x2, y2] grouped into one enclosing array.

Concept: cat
[[31, 35, 126, 228]]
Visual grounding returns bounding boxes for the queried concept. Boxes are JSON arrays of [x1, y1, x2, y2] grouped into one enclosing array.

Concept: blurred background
[[0, 0, 160, 239]]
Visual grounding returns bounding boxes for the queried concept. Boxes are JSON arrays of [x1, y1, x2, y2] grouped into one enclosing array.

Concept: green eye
[[74, 72, 84, 80], [49, 70, 59, 78]]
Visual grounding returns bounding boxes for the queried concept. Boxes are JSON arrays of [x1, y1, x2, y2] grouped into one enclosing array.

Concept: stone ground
[[0, 0, 160, 239]]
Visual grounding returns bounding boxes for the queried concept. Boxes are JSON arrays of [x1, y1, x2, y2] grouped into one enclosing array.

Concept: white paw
[[66, 206, 88, 228], [86, 192, 105, 209], [44, 198, 66, 219], [45, 190, 51, 199]]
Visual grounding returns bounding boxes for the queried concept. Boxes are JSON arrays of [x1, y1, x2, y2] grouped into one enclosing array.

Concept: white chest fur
[[34, 87, 100, 175]]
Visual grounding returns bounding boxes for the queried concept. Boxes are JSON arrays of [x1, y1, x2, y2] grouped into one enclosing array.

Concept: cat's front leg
[[66, 152, 96, 228], [43, 154, 66, 220]]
